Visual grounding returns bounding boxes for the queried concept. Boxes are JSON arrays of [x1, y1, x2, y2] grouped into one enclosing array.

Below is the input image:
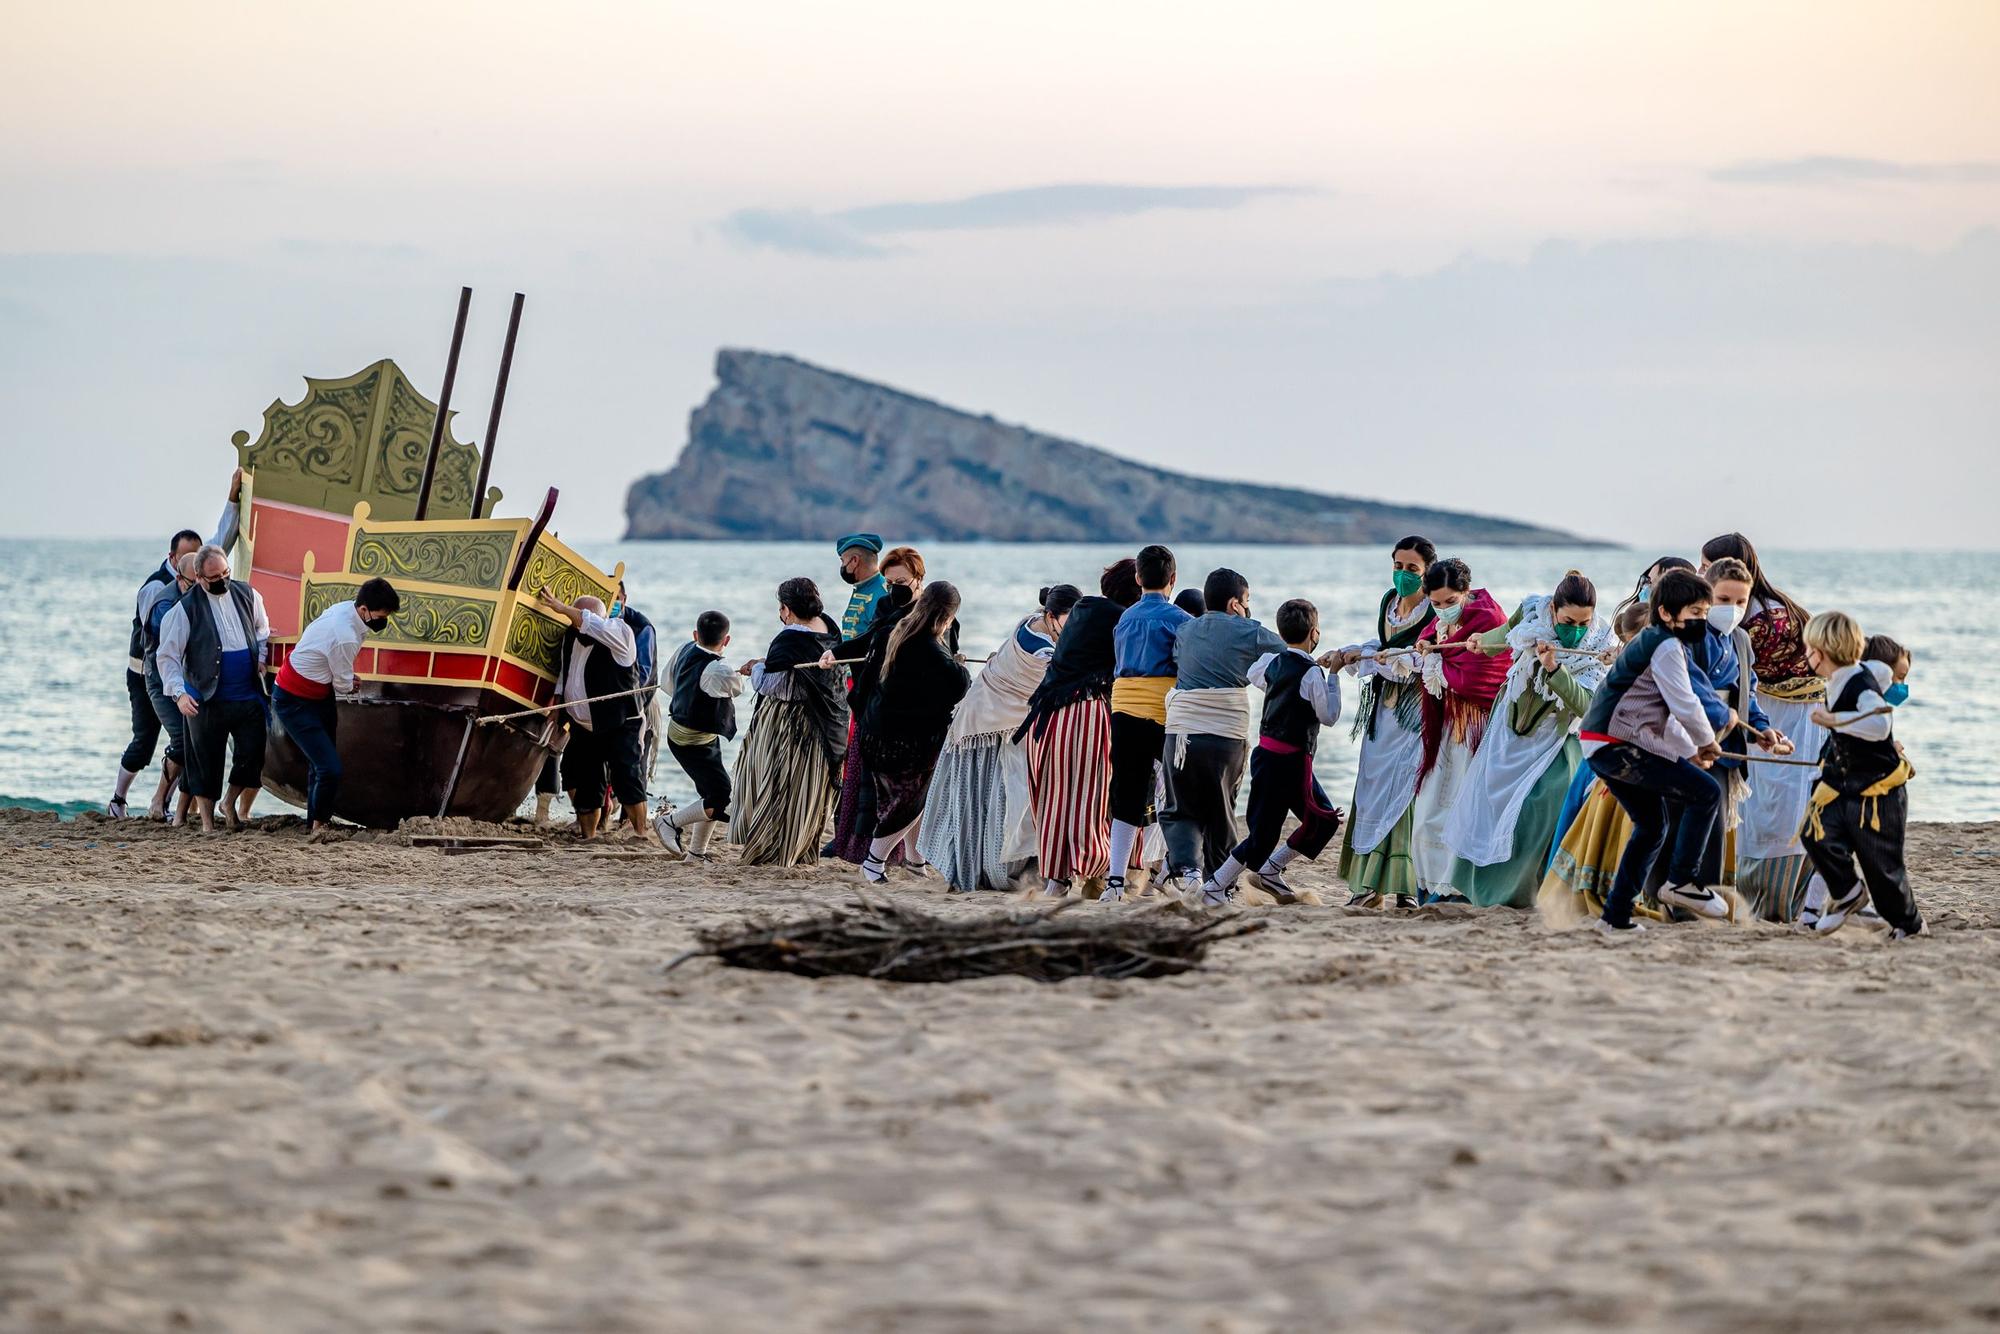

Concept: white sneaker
[[1658, 883, 1731, 920], [1167, 872, 1203, 903], [1887, 919, 1930, 942], [1593, 918, 1647, 937], [651, 805, 687, 859], [1814, 883, 1871, 936]]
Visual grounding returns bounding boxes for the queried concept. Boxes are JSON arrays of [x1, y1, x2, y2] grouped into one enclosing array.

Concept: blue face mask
[[1885, 682, 1910, 706], [1638, 586, 1651, 603]]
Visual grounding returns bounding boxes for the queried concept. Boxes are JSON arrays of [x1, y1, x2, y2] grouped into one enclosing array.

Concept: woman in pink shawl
[[1409, 558, 1512, 903]]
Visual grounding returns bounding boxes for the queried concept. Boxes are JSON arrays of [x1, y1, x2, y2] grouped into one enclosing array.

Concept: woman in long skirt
[[1013, 560, 1140, 897], [1700, 534, 1823, 919], [1409, 559, 1511, 904], [917, 585, 1078, 890], [1446, 573, 1612, 908], [825, 547, 954, 864], [1335, 537, 1437, 909], [856, 583, 971, 880], [731, 578, 849, 867]]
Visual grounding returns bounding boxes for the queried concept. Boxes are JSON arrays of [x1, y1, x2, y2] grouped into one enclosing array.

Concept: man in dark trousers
[[537, 587, 654, 841], [155, 541, 270, 834], [109, 468, 243, 818]]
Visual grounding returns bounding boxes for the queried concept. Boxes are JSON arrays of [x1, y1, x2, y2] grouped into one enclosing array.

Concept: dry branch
[[664, 896, 1264, 984]]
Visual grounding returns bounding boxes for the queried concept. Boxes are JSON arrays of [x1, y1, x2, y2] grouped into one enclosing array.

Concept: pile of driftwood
[[665, 896, 1264, 984]]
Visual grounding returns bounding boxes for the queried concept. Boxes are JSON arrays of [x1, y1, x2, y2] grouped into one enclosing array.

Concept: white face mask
[[1707, 604, 1744, 634]]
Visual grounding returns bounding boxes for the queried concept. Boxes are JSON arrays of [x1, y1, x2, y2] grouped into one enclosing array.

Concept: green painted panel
[[348, 527, 513, 590]]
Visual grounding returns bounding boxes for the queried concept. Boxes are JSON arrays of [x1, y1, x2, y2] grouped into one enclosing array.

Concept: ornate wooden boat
[[225, 354, 622, 827]]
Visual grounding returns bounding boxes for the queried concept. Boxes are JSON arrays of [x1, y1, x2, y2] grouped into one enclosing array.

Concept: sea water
[[1, 539, 1992, 822]]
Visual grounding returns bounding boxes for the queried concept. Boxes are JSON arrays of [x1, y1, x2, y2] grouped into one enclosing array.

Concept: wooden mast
[[471, 292, 524, 519], [413, 285, 472, 521]]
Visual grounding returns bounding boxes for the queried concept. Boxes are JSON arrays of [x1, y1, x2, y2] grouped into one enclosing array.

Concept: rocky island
[[625, 350, 1585, 545]]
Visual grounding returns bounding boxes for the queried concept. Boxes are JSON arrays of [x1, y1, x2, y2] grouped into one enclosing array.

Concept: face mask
[[1638, 586, 1652, 604], [1433, 602, 1462, 625], [889, 583, 915, 608], [367, 614, 392, 633], [608, 598, 623, 618], [1391, 569, 1423, 598], [1707, 604, 1743, 634], [205, 577, 229, 595], [1884, 682, 1910, 706], [838, 566, 860, 585], [1554, 622, 1587, 648], [1673, 619, 1708, 645]]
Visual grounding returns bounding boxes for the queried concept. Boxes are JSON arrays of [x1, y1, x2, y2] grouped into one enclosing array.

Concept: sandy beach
[[3, 808, 1997, 1332]]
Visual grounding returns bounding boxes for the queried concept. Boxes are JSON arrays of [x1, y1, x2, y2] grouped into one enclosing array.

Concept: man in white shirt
[[156, 543, 271, 833], [272, 577, 400, 830], [537, 588, 653, 840]]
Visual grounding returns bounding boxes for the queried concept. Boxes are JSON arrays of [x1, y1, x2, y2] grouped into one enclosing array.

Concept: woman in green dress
[[1443, 572, 1613, 907], [1333, 536, 1437, 908]]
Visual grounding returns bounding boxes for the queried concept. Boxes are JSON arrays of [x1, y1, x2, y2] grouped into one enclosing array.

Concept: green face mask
[[1391, 570, 1423, 598], [1554, 622, 1587, 649]]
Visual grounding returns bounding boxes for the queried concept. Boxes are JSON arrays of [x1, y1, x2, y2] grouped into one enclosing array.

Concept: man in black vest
[[537, 587, 653, 840], [156, 542, 271, 834], [112, 526, 203, 819], [109, 469, 244, 818]]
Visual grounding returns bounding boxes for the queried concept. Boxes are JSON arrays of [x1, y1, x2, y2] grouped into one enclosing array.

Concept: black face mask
[[366, 615, 392, 633], [888, 583, 915, 608], [1673, 619, 1708, 645], [205, 577, 229, 595], [838, 566, 861, 585]]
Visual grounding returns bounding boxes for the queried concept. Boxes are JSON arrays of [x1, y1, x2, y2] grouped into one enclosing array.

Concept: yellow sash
[[1110, 675, 1174, 725], [1804, 758, 1913, 841]]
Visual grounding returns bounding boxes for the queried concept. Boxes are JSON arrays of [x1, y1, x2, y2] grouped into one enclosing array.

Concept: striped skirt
[[1025, 697, 1112, 883], [729, 699, 838, 867], [917, 733, 1015, 891]]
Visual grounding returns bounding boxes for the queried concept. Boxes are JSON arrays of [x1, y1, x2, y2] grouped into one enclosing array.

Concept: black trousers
[[272, 687, 339, 825], [1108, 711, 1165, 826], [1229, 746, 1343, 871], [1588, 743, 1721, 928], [185, 695, 267, 801], [668, 738, 732, 819], [120, 668, 162, 774], [1803, 786, 1920, 932], [562, 718, 647, 808], [1160, 732, 1246, 878]]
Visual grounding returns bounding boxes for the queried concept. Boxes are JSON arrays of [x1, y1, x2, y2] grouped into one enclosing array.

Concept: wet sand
[[3, 809, 1997, 1332]]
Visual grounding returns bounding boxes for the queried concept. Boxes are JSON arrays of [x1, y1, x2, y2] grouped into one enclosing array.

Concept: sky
[[2, 0, 1997, 548]]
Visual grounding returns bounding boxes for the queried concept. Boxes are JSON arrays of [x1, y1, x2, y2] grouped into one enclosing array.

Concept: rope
[[474, 684, 656, 725]]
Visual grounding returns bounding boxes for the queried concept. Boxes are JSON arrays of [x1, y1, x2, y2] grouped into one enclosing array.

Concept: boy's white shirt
[[1249, 647, 1343, 727], [1824, 661, 1894, 742]]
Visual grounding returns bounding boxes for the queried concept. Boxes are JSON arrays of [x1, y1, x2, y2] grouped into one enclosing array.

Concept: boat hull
[[264, 686, 563, 829]]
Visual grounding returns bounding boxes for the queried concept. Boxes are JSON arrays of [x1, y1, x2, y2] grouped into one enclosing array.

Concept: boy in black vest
[[1195, 599, 1345, 906], [655, 610, 745, 858], [1800, 611, 1924, 938]]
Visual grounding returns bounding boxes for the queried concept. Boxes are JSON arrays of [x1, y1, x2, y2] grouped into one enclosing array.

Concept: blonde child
[[1800, 612, 1923, 939]]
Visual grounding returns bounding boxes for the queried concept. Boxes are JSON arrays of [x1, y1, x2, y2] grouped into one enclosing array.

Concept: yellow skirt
[[1536, 780, 1736, 926]]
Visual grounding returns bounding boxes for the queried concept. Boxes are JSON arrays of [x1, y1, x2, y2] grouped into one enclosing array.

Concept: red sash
[[275, 660, 332, 699]]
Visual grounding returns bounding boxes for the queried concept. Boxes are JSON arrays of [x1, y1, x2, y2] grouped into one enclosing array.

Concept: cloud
[[1712, 155, 2000, 186], [721, 182, 1308, 257], [718, 208, 891, 259]]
